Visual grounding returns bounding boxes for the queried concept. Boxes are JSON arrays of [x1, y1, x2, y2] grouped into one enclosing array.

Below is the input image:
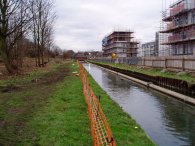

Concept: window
[[188, 43, 193, 54], [192, 12, 195, 24], [178, 47, 183, 55], [175, 17, 179, 26], [181, 31, 187, 39], [184, 15, 188, 25], [175, 48, 178, 55], [183, 44, 188, 54], [174, 48, 177, 55]]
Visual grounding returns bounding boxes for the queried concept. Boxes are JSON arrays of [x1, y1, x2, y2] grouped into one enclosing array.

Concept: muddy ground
[[0, 64, 70, 145]]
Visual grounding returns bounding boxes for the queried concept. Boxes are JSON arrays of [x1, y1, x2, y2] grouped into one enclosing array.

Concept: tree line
[[0, 0, 59, 74]]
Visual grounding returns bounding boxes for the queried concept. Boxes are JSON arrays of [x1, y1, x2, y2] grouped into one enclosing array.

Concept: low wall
[[141, 56, 195, 71], [93, 55, 195, 72]]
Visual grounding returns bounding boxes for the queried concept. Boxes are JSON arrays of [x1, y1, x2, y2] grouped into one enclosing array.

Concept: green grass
[[88, 74, 156, 146], [92, 61, 195, 83], [21, 78, 91, 145], [0, 87, 47, 144], [0, 62, 92, 146]]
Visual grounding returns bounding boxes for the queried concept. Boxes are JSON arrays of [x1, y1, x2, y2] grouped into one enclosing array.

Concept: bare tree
[[45, 26, 54, 62], [30, 0, 55, 67], [0, 0, 31, 73]]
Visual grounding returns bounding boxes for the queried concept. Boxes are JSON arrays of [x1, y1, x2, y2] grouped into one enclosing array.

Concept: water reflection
[[83, 63, 195, 146]]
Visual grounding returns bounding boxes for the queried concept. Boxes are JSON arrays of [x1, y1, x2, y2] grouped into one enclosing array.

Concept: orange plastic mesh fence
[[78, 61, 116, 146]]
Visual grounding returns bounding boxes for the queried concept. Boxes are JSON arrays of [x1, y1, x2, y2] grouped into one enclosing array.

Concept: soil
[[0, 58, 63, 80], [0, 84, 22, 93], [0, 63, 70, 146], [0, 65, 69, 92]]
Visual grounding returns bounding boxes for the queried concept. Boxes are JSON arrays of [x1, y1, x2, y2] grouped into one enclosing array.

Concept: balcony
[[160, 20, 195, 33], [127, 49, 138, 54], [165, 30, 195, 44], [103, 43, 138, 50], [129, 45, 138, 49], [170, 2, 185, 16], [167, 23, 175, 30], [162, 1, 195, 21]]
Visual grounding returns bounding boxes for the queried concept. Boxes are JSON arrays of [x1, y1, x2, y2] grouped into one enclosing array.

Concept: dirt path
[[0, 64, 70, 145]]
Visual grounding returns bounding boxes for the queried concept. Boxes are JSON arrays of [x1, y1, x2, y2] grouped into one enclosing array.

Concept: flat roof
[[104, 30, 134, 37], [111, 31, 133, 34]]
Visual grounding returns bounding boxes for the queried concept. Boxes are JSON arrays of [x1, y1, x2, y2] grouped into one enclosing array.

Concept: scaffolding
[[102, 30, 139, 58], [160, 0, 195, 56], [155, 0, 172, 56]]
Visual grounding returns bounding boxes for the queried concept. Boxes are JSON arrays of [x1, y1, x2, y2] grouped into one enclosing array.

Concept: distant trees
[[0, 0, 56, 73], [52, 45, 62, 57], [63, 50, 75, 59]]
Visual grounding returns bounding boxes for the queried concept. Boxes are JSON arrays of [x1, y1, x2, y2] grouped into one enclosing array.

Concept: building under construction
[[142, 41, 157, 57], [161, 0, 195, 55], [102, 31, 139, 57]]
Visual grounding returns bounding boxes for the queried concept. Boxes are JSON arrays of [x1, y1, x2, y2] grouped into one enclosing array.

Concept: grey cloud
[[54, 0, 165, 51]]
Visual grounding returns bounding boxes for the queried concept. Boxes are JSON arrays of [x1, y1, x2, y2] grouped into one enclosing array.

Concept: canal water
[[83, 63, 195, 146]]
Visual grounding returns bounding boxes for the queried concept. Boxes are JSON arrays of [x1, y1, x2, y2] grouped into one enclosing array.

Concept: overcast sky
[[54, 0, 174, 52]]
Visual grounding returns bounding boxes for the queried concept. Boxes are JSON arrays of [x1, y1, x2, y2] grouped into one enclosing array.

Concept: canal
[[83, 63, 195, 146]]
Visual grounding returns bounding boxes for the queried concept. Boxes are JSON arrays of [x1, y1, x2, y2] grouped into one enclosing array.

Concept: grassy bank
[[0, 62, 92, 145], [91, 61, 195, 83], [88, 73, 156, 145]]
